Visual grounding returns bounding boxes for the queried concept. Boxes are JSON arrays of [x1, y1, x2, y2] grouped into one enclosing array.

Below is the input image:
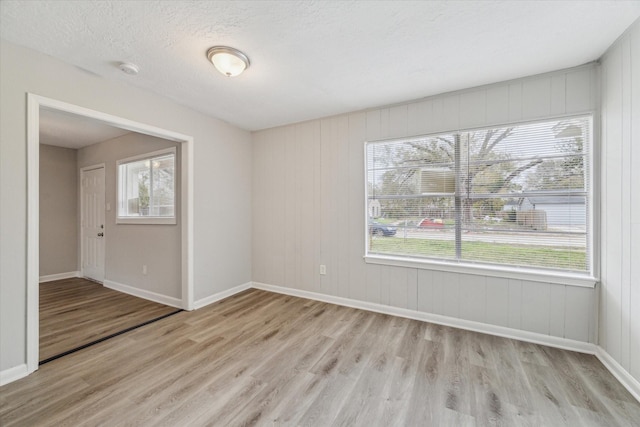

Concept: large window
[[117, 147, 176, 224], [365, 116, 593, 278]]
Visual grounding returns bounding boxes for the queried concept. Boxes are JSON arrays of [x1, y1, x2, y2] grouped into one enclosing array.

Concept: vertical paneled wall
[[253, 65, 598, 343], [600, 21, 640, 383]]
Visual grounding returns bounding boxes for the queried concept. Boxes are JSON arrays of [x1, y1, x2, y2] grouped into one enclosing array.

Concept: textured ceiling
[[2, 1, 639, 131]]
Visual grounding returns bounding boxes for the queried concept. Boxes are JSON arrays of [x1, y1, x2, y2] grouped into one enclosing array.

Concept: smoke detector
[[118, 62, 139, 75]]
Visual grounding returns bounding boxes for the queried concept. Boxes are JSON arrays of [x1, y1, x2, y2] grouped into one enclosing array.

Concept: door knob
[[97, 232, 104, 237]]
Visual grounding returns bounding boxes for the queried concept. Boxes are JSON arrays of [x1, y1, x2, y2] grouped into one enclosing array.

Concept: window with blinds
[[365, 116, 592, 275]]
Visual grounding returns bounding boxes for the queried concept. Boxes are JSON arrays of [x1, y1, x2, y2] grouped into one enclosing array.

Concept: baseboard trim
[[0, 364, 28, 386], [194, 282, 252, 309], [251, 282, 596, 355], [103, 280, 182, 309], [595, 346, 640, 403], [39, 271, 80, 283]]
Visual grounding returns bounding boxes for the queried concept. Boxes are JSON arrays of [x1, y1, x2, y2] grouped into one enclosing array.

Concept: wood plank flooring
[[39, 278, 179, 362], [2, 288, 638, 426]]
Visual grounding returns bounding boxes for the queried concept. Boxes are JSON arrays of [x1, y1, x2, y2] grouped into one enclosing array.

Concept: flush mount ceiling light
[[207, 46, 250, 77]]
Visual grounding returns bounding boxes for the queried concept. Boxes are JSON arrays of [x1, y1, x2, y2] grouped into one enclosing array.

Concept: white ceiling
[[39, 108, 130, 149], [2, 1, 639, 132]]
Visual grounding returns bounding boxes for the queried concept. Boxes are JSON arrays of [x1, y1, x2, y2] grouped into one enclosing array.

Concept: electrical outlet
[[142, 265, 148, 275], [319, 265, 326, 275]]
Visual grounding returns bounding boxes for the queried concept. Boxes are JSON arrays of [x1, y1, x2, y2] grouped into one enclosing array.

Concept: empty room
[[1, 1, 639, 426]]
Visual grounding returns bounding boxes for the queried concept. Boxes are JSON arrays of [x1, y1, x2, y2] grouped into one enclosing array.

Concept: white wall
[[39, 144, 78, 277], [252, 64, 598, 344], [599, 20, 640, 386], [0, 40, 252, 372], [78, 133, 181, 298]]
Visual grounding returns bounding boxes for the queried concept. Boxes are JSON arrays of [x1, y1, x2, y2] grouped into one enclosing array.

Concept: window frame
[[116, 147, 177, 225], [363, 115, 598, 288]]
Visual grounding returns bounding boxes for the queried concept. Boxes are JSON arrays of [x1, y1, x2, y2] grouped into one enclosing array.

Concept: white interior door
[[81, 166, 105, 282]]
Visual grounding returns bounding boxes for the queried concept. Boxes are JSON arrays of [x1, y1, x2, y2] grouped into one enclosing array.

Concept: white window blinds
[[365, 116, 592, 275]]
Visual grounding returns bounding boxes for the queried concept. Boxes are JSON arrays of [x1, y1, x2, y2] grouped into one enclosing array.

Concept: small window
[[117, 147, 176, 224]]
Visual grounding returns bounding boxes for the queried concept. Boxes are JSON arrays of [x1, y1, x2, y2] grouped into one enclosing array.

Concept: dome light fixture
[[207, 46, 250, 77]]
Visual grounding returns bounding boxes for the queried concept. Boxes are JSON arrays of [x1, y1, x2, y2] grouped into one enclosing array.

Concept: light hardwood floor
[[40, 278, 179, 362], [2, 289, 638, 426]]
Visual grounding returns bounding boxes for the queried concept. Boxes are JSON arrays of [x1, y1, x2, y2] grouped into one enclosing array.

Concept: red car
[[418, 218, 444, 228]]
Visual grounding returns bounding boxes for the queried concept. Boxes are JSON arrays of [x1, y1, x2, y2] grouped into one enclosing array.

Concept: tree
[[374, 127, 543, 225], [526, 120, 585, 191], [138, 171, 150, 214]]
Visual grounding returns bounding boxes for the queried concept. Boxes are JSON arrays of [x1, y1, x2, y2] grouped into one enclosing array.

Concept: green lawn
[[370, 237, 587, 271]]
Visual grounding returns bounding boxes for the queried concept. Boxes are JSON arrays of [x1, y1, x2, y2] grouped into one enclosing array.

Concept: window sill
[[116, 217, 176, 225], [364, 254, 597, 288]]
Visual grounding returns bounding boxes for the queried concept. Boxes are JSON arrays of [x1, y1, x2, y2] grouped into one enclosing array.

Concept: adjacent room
[[1, 1, 639, 426], [38, 110, 184, 363]]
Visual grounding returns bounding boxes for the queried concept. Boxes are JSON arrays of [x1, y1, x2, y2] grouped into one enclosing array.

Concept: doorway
[[27, 94, 194, 374]]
